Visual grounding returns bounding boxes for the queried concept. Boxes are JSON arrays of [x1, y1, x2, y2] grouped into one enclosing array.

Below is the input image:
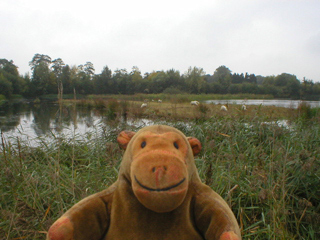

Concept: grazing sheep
[[158, 99, 162, 103], [241, 105, 247, 111], [141, 103, 148, 108], [190, 101, 200, 106], [220, 105, 228, 111]]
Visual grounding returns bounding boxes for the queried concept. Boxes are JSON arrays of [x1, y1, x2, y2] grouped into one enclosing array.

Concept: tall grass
[[1, 107, 319, 239], [173, 118, 320, 239], [0, 129, 121, 239], [297, 102, 320, 122]]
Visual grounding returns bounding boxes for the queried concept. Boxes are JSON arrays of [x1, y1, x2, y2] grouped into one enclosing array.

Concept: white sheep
[[141, 103, 148, 108], [220, 105, 228, 111], [158, 99, 162, 103], [190, 101, 200, 106]]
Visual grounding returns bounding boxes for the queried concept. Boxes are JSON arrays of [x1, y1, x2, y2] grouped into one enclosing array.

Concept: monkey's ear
[[117, 131, 136, 150], [187, 137, 202, 156]]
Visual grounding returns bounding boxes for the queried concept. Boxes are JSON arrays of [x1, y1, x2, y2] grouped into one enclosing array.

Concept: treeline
[[1, 54, 320, 100]]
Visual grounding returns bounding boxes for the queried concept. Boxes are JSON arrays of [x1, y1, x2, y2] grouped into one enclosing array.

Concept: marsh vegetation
[[1, 95, 319, 239]]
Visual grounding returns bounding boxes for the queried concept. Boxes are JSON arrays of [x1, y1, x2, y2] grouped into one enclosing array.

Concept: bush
[[162, 87, 185, 94], [106, 99, 120, 120], [297, 102, 320, 122], [0, 94, 6, 101]]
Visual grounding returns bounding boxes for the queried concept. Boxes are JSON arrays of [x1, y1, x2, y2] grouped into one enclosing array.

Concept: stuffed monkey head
[[117, 125, 201, 213]]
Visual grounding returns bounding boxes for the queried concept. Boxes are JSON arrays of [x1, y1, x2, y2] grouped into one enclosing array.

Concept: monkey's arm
[[47, 185, 115, 240]]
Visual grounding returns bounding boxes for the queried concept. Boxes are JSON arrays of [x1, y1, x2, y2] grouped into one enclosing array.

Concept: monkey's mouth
[[134, 176, 186, 192]]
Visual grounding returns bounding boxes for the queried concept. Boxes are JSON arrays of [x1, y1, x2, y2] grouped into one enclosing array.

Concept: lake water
[[204, 99, 320, 108], [0, 101, 155, 146]]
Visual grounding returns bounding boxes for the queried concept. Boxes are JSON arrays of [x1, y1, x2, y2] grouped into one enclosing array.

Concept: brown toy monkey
[[47, 125, 241, 240]]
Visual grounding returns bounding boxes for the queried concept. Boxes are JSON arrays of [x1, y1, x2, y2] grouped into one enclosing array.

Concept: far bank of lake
[[205, 99, 320, 108]]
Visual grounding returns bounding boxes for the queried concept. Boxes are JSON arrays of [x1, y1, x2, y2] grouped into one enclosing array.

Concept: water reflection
[[0, 102, 105, 145], [0, 101, 160, 147]]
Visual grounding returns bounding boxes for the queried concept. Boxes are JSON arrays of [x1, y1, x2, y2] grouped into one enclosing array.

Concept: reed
[[0, 107, 319, 239]]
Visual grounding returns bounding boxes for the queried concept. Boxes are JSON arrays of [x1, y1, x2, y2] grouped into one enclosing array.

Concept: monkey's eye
[[141, 141, 146, 148], [173, 142, 179, 149]]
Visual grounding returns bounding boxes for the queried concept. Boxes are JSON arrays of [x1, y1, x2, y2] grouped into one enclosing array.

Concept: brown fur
[[47, 125, 241, 240]]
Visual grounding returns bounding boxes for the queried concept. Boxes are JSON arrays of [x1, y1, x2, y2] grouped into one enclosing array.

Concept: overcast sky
[[1, 0, 320, 82]]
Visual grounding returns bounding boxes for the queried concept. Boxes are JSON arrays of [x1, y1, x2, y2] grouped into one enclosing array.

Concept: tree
[[275, 73, 293, 87], [69, 65, 80, 96], [286, 77, 301, 99], [0, 73, 13, 98], [114, 69, 134, 94], [76, 65, 93, 94], [231, 73, 244, 84], [73, 62, 95, 94], [228, 84, 241, 94], [93, 66, 114, 94], [130, 66, 146, 93], [31, 62, 52, 96], [148, 71, 168, 93], [262, 76, 275, 86], [313, 83, 320, 97], [51, 58, 65, 77], [241, 83, 259, 94], [22, 74, 32, 97], [0, 59, 19, 76], [301, 78, 314, 98], [260, 84, 280, 97], [60, 65, 71, 94], [184, 67, 206, 94], [275, 73, 301, 98], [29, 54, 51, 70], [52, 58, 65, 100], [244, 73, 257, 84], [212, 66, 232, 93], [209, 82, 223, 94], [83, 62, 95, 79], [130, 66, 142, 82], [166, 69, 184, 90], [7, 73, 27, 95], [213, 66, 231, 82], [256, 75, 265, 85], [28, 54, 54, 96], [0, 59, 26, 95]]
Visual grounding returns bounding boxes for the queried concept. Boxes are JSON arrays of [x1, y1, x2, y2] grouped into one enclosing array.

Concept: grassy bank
[[64, 93, 320, 122], [87, 93, 274, 103], [1, 100, 319, 239], [65, 96, 312, 123]]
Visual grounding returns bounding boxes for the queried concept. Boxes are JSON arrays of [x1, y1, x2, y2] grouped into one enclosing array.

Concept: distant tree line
[[1, 54, 320, 100]]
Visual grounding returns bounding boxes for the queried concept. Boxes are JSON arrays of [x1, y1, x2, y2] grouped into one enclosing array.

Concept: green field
[[1, 96, 319, 239]]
